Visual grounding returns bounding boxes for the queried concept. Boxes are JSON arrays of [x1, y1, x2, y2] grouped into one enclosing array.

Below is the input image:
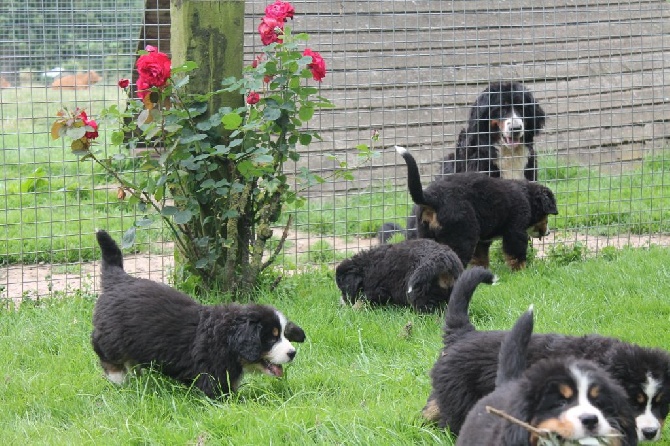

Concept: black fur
[[398, 146, 558, 270], [427, 267, 670, 442], [441, 81, 546, 181], [458, 308, 637, 445], [335, 238, 463, 312], [91, 230, 305, 398]]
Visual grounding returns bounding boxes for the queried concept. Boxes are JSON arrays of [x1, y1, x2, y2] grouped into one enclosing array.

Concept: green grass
[[3, 79, 670, 266], [0, 84, 165, 265], [288, 151, 670, 240], [2, 247, 670, 444]]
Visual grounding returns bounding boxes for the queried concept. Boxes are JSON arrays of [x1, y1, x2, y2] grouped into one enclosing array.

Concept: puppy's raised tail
[[407, 250, 463, 297], [444, 267, 495, 339], [395, 146, 428, 206], [495, 305, 534, 386], [96, 230, 124, 271]]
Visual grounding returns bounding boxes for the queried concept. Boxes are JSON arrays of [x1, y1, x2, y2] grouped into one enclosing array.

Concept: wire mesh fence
[[1, 0, 669, 303]]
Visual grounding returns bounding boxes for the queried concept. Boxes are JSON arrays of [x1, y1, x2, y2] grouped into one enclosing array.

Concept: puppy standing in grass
[[457, 305, 638, 446], [91, 230, 305, 397], [396, 146, 558, 270], [335, 238, 463, 312]]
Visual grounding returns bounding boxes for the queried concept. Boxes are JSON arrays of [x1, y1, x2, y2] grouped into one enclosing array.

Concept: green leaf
[[222, 112, 243, 130], [299, 133, 313, 145], [121, 227, 136, 249], [263, 106, 281, 121], [161, 206, 178, 216], [173, 209, 193, 224], [299, 105, 314, 121], [111, 130, 125, 145]]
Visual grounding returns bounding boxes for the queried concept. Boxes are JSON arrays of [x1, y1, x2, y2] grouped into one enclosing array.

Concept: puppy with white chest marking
[[425, 267, 670, 442], [397, 146, 558, 270], [441, 81, 546, 181], [91, 230, 305, 397], [457, 306, 638, 446]]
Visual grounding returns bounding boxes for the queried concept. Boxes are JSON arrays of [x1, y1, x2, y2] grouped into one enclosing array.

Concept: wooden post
[[170, 0, 245, 114]]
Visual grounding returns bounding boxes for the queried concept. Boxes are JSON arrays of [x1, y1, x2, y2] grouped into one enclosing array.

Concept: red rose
[[136, 77, 151, 100], [264, 0, 294, 21], [246, 91, 260, 105], [136, 50, 171, 88], [258, 16, 284, 45], [77, 110, 99, 140], [303, 48, 326, 82], [118, 78, 130, 89]]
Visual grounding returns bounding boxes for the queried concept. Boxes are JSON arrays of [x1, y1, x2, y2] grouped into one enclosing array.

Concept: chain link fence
[[1, 0, 669, 303]]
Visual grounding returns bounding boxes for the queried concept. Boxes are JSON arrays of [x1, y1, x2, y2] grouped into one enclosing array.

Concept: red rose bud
[[303, 48, 327, 82], [118, 78, 130, 89], [264, 0, 295, 21], [258, 16, 284, 45], [246, 91, 260, 105]]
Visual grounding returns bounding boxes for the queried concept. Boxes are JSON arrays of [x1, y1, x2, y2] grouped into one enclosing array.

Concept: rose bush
[[52, 1, 375, 294]]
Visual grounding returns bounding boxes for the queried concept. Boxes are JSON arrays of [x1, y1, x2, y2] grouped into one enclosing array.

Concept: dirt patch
[[2, 230, 669, 305]]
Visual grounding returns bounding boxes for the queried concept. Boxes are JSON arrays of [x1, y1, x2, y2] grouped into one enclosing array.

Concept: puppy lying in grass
[[336, 238, 463, 312]]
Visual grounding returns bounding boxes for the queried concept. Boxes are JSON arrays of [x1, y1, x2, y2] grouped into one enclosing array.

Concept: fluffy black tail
[[407, 249, 463, 297], [395, 146, 428, 206], [96, 230, 124, 271], [496, 305, 534, 386], [444, 267, 495, 339]]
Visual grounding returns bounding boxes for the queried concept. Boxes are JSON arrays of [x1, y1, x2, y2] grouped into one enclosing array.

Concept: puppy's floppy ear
[[285, 322, 306, 343], [541, 188, 558, 215], [335, 261, 363, 301], [522, 89, 546, 136], [233, 322, 263, 362]]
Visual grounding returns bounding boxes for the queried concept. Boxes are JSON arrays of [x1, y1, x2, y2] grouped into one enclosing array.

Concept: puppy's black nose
[[642, 427, 658, 440], [579, 414, 599, 431], [287, 350, 296, 361]]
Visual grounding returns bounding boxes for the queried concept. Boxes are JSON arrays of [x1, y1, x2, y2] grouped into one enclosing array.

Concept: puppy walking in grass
[[396, 145, 558, 270], [91, 230, 305, 397]]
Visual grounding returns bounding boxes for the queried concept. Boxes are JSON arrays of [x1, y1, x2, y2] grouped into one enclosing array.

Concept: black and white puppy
[[426, 267, 670, 442], [397, 146, 558, 270], [336, 238, 463, 312], [441, 81, 546, 181], [457, 306, 638, 446], [91, 230, 306, 398]]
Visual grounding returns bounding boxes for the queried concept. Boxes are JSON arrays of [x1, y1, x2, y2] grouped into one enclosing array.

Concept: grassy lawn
[[288, 152, 670, 240], [2, 246, 670, 444]]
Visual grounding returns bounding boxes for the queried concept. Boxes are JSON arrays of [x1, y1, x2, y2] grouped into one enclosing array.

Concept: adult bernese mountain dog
[[91, 230, 306, 398], [441, 81, 546, 181], [335, 238, 463, 312], [397, 146, 558, 270], [425, 267, 670, 442], [457, 305, 638, 446]]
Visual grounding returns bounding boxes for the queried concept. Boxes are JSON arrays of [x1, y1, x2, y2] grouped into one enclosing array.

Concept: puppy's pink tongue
[[269, 363, 284, 377]]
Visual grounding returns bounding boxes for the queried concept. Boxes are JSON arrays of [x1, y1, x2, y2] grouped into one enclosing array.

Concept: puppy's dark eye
[[272, 327, 279, 338], [637, 393, 646, 405], [589, 385, 600, 400], [654, 392, 664, 404]]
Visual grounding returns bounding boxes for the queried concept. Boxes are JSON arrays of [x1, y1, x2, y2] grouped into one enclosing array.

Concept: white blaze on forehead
[[275, 309, 288, 337], [636, 373, 662, 440], [564, 365, 612, 438]]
